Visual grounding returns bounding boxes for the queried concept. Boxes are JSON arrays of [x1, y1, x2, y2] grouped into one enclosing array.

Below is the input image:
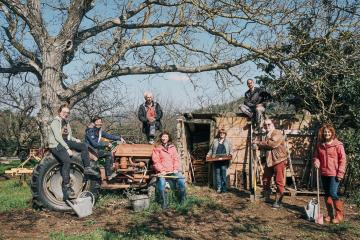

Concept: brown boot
[[324, 196, 334, 223], [332, 200, 344, 224]]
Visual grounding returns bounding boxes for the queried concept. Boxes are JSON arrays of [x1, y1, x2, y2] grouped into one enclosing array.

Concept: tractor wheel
[[31, 152, 101, 212]]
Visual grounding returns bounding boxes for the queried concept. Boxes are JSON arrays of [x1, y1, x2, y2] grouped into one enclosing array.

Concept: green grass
[[0, 178, 32, 213], [50, 228, 169, 240], [95, 191, 127, 208], [0, 160, 21, 174]]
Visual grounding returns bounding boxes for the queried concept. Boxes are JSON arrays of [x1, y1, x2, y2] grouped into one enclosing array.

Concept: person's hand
[[67, 149, 73, 156], [314, 162, 320, 169], [75, 139, 81, 143], [335, 177, 342, 182], [148, 117, 155, 122], [108, 142, 112, 148], [159, 171, 167, 176], [173, 170, 178, 174]]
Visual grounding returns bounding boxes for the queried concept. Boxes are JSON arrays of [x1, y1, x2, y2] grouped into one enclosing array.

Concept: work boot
[[84, 167, 100, 178], [332, 200, 344, 224], [272, 193, 284, 208], [62, 183, 76, 200], [260, 190, 272, 203], [324, 196, 334, 223]]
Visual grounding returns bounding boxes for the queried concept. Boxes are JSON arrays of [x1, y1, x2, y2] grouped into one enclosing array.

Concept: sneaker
[[216, 188, 222, 193], [107, 172, 117, 181], [272, 202, 282, 208], [84, 167, 100, 178]]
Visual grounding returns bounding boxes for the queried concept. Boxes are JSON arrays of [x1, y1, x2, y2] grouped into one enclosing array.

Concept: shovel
[[315, 168, 324, 224]]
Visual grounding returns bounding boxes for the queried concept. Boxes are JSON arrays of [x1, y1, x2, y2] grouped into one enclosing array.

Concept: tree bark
[[37, 45, 66, 146]]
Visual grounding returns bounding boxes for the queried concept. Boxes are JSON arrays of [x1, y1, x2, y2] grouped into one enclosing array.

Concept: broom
[[315, 168, 324, 224]]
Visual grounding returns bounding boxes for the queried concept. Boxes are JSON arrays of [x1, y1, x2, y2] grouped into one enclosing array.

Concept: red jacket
[[152, 144, 181, 173], [313, 138, 347, 179]]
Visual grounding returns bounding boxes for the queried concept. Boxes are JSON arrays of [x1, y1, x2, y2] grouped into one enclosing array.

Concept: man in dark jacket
[[85, 116, 124, 180], [138, 91, 163, 144], [239, 79, 271, 127]]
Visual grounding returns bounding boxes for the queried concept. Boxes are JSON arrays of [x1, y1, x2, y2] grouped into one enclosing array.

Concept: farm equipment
[[31, 143, 156, 212], [5, 148, 45, 177]]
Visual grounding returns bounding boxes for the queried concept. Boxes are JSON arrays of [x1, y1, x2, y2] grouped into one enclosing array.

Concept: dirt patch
[[0, 186, 359, 240]]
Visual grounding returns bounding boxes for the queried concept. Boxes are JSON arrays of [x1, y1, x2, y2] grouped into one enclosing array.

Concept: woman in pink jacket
[[313, 123, 347, 224], [152, 130, 186, 209]]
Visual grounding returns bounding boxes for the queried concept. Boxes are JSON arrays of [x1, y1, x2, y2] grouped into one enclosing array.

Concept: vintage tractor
[[31, 143, 155, 212]]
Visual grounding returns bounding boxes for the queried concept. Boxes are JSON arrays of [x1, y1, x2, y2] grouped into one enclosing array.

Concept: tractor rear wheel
[[31, 152, 100, 212]]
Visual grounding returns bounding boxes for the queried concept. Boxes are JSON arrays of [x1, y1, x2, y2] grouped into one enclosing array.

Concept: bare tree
[[1, 0, 358, 142], [0, 0, 296, 141], [0, 75, 40, 155]]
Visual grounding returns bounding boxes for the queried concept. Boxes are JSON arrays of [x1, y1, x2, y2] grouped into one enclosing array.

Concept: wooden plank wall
[[177, 114, 316, 189]]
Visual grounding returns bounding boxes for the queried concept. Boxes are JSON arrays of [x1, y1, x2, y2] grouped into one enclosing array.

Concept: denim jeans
[[239, 104, 265, 126], [157, 172, 186, 192], [157, 172, 186, 207], [321, 176, 340, 200], [214, 162, 228, 192]]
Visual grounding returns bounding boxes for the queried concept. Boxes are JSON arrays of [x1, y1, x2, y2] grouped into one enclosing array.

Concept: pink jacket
[[313, 138, 347, 179], [152, 144, 181, 173]]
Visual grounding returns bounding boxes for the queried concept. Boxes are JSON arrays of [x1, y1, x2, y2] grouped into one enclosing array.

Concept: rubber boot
[[332, 200, 344, 224], [272, 193, 284, 208], [260, 190, 272, 203], [179, 189, 186, 204], [324, 196, 334, 223], [159, 190, 167, 209], [84, 166, 100, 178], [62, 183, 76, 200]]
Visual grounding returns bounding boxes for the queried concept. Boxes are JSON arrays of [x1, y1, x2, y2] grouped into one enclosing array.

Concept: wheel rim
[[42, 163, 86, 208]]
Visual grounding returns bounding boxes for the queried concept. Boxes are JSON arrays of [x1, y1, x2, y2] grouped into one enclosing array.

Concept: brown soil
[[0, 186, 359, 240]]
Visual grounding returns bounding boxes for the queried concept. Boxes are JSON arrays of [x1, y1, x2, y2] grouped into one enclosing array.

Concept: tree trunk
[[37, 47, 66, 147]]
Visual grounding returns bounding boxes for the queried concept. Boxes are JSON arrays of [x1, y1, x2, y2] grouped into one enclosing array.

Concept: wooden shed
[[176, 112, 317, 192]]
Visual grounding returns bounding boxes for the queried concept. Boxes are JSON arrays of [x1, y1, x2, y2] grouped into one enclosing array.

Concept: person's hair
[[317, 123, 336, 143], [156, 130, 173, 145], [216, 128, 227, 138], [144, 91, 153, 99], [57, 104, 69, 114], [91, 116, 102, 123]]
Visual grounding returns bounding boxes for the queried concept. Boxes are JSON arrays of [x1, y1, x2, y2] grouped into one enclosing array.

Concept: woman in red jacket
[[313, 123, 347, 224], [152, 130, 186, 209]]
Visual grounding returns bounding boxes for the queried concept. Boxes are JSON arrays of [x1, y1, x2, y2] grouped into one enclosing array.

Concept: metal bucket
[[129, 194, 150, 212], [67, 191, 95, 218]]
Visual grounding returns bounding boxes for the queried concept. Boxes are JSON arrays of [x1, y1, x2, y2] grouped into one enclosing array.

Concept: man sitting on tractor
[[85, 116, 125, 181], [152, 130, 186, 209]]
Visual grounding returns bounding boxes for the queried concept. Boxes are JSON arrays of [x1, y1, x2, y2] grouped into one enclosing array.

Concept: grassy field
[[0, 161, 359, 239], [0, 179, 32, 213]]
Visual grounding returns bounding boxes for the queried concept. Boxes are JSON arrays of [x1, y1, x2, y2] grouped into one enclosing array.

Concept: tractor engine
[[100, 144, 155, 190]]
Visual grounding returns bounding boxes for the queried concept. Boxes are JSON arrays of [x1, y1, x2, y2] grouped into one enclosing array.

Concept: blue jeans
[[322, 176, 340, 200], [157, 172, 186, 208], [214, 162, 228, 192]]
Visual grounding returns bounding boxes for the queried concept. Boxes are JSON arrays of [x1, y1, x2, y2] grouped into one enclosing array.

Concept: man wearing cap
[[138, 91, 163, 144], [253, 119, 287, 208]]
